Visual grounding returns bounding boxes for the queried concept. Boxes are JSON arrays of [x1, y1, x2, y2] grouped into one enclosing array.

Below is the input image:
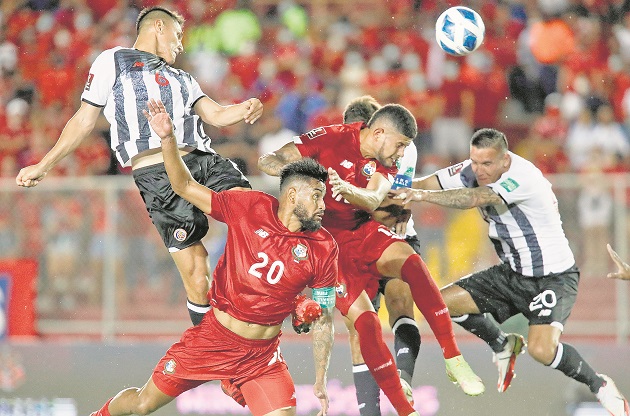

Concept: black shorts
[[371, 235, 422, 312], [133, 150, 251, 251], [455, 263, 580, 328]]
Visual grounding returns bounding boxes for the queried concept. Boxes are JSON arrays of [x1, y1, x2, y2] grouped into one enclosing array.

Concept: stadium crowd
[[2, 0, 630, 317], [2, 0, 630, 178]]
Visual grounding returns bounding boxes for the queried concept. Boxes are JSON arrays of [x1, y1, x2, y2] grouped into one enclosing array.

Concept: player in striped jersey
[[391, 127, 629, 416], [15, 6, 263, 326]]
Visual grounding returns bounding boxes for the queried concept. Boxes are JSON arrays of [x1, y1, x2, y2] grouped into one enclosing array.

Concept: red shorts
[[152, 311, 296, 415], [331, 220, 405, 315]]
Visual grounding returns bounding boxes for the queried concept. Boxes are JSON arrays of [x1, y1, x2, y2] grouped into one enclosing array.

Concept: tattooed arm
[[258, 141, 303, 177], [390, 185, 505, 209], [310, 306, 334, 416]]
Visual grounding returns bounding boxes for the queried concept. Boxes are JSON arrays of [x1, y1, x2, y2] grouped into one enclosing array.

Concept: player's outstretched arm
[[16, 102, 101, 187], [310, 306, 334, 416], [390, 186, 504, 209], [144, 99, 213, 213], [258, 141, 303, 176], [194, 96, 263, 127], [607, 244, 630, 280]]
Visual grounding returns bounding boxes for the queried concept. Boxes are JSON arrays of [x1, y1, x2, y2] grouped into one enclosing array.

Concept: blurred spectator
[[0, 98, 31, 168], [577, 148, 614, 277], [591, 103, 630, 168], [565, 107, 595, 171]]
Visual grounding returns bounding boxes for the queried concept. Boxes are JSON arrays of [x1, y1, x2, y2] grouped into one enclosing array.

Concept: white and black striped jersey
[[393, 141, 417, 238], [436, 151, 575, 277], [81, 47, 214, 167]]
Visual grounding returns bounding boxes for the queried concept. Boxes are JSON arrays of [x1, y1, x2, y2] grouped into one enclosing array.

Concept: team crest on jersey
[[448, 163, 464, 177], [163, 359, 176, 374], [292, 243, 308, 262], [499, 178, 520, 192], [305, 127, 326, 140], [84, 73, 94, 91], [335, 283, 348, 298], [362, 161, 377, 178], [173, 228, 187, 242], [155, 72, 169, 86]]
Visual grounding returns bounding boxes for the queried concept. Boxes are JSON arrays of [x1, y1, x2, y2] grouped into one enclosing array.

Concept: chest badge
[[292, 243, 308, 262], [362, 161, 377, 178]]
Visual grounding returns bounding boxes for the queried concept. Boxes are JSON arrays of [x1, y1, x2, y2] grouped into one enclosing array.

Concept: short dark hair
[[136, 7, 185, 33], [470, 128, 508, 152], [343, 95, 381, 124], [279, 158, 328, 191], [367, 104, 417, 140]]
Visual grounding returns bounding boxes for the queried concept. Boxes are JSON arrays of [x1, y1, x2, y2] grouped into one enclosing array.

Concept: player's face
[[470, 145, 510, 186], [375, 130, 411, 168], [294, 180, 326, 232], [157, 19, 183, 64]]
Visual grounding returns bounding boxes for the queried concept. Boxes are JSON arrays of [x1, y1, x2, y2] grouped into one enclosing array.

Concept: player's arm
[[329, 168, 391, 212], [258, 141, 303, 176], [16, 102, 101, 187], [194, 96, 263, 127], [411, 172, 442, 190], [607, 244, 630, 280], [310, 287, 335, 416], [145, 99, 214, 213], [391, 185, 504, 209]]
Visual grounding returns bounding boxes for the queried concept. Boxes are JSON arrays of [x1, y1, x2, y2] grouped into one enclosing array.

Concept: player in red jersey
[[258, 103, 485, 404], [89, 99, 337, 416]]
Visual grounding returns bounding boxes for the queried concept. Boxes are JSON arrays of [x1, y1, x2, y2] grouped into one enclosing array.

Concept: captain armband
[[312, 287, 336, 309]]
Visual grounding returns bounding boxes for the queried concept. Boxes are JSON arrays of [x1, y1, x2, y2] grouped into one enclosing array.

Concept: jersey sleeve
[[81, 48, 118, 107], [310, 240, 338, 290], [189, 74, 207, 105], [488, 171, 534, 205], [293, 126, 329, 159], [435, 160, 471, 189]]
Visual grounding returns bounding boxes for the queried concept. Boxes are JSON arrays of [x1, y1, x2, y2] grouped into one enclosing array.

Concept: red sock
[[91, 398, 112, 416], [401, 254, 460, 359], [354, 312, 415, 415]]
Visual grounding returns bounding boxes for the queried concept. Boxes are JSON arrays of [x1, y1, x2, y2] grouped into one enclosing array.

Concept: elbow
[[170, 180, 189, 197]]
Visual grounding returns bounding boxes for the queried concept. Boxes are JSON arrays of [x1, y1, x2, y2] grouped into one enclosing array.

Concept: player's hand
[[243, 98, 263, 124], [394, 210, 411, 236], [143, 99, 175, 140], [313, 381, 329, 416], [389, 187, 425, 204], [607, 244, 630, 280], [292, 294, 322, 334], [16, 164, 47, 188], [328, 168, 351, 199], [220, 379, 246, 407]]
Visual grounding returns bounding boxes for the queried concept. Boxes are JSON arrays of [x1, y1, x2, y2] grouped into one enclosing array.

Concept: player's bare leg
[[261, 407, 296, 416], [91, 377, 173, 416], [171, 241, 211, 325], [377, 242, 484, 396]]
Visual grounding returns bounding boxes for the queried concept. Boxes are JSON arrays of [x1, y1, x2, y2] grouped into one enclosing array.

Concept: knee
[[132, 390, 159, 416], [384, 282, 414, 318], [527, 339, 558, 365]]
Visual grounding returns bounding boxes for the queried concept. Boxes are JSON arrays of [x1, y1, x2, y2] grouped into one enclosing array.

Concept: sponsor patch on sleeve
[[305, 127, 326, 140], [447, 163, 464, 176], [499, 178, 520, 192]]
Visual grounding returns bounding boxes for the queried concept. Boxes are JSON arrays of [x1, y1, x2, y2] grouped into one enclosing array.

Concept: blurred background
[[1, 0, 630, 415]]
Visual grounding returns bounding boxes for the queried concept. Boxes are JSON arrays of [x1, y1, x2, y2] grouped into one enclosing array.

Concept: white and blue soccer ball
[[435, 6, 485, 56]]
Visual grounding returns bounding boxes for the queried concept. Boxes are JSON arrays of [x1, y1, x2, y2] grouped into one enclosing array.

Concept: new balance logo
[[397, 348, 410, 356], [340, 160, 353, 169], [255, 229, 269, 238]]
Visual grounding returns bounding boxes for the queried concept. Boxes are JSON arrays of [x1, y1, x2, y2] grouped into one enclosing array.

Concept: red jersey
[[208, 190, 338, 326], [294, 123, 397, 232]]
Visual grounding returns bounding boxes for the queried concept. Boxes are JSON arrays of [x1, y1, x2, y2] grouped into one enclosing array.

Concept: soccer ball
[[435, 6, 485, 56]]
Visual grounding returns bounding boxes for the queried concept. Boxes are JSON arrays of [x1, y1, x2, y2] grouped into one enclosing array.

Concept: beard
[[294, 203, 322, 232]]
